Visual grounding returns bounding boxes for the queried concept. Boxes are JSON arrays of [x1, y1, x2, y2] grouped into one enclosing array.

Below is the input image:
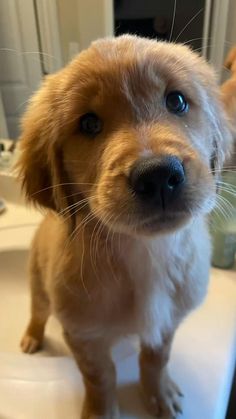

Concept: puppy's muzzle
[[129, 156, 185, 210]]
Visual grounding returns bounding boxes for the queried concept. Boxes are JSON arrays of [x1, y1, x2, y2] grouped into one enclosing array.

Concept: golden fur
[[221, 45, 236, 123], [18, 36, 232, 419], [221, 46, 236, 165]]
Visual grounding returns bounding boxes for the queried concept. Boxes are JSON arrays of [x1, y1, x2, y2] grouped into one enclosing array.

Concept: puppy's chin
[[91, 208, 192, 237], [133, 212, 192, 236], [90, 189, 216, 237]]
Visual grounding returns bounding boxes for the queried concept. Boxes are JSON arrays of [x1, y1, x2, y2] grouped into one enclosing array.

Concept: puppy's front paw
[[142, 373, 183, 419], [20, 334, 42, 354]]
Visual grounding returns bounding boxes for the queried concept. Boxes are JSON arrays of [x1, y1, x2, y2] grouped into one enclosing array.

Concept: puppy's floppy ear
[[224, 46, 236, 72], [210, 91, 234, 169], [17, 75, 65, 211]]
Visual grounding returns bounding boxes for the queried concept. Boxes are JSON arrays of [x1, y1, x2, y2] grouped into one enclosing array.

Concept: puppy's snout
[[129, 156, 185, 209]]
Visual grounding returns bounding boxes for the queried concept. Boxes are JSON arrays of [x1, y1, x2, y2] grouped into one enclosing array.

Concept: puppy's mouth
[[127, 207, 191, 235]]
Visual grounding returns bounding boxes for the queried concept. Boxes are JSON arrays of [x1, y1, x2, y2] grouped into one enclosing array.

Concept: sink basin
[[0, 248, 85, 419], [0, 248, 69, 356]]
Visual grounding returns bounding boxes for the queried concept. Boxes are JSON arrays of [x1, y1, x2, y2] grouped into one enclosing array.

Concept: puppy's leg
[[64, 332, 119, 419], [139, 334, 182, 419], [21, 265, 50, 354]]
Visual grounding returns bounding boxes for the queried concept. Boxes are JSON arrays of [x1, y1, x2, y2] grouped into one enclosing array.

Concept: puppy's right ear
[[224, 46, 236, 72], [17, 76, 58, 210]]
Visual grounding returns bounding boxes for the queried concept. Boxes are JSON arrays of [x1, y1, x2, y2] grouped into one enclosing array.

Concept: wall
[[225, 0, 236, 55], [57, 0, 80, 64], [57, 0, 113, 64], [77, 0, 113, 50]]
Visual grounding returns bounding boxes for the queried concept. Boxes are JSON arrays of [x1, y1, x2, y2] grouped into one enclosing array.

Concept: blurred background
[[0, 0, 235, 140]]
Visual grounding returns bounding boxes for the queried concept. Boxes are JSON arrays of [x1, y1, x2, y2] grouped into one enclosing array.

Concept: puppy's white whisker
[[65, 211, 96, 247], [0, 47, 58, 60], [194, 42, 233, 54], [217, 180, 236, 190], [89, 207, 116, 287], [62, 201, 89, 223], [56, 209, 104, 298], [62, 190, 90, 200], [101, 213, 119, 284], [63, 210, 103, 298], [169, 0, 177, 43], [104, 205, 129, 283], [61, 194, 99, 223], [59, 199, 88, 216], [213, 169, 236, 175], [64, 159, 98, 164], [218, 187, 236, 196], [30, 182, 96, 197], [174, 8, 204, 43], [212, 202, 228, 222], [182, 36, 212, 46], [218, 179, 236, 184], [218, 194, 235, 214], [80, 218, 90, 299], [219, 185, 236, 191], [93, 211, 112, 272], [215, 195, 234, 220]]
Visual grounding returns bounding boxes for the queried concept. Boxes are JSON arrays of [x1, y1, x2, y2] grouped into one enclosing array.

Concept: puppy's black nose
[[129, 156, 185, 209]]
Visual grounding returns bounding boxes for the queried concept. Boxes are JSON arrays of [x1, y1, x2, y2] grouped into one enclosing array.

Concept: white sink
[[0, 172, 236, 419], [0, 172, 69, 356]]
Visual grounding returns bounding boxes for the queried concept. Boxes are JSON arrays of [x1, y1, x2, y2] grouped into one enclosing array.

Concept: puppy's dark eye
[[79, 113, 102, 137], [166, 91, 188, 115]]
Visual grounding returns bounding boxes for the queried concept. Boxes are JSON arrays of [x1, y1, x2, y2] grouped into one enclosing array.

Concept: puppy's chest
[[58, 232, 207, 341], [96, 240, 193, 333]]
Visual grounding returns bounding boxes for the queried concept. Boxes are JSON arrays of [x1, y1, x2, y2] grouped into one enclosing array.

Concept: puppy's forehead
[[63, 36, 215, 124], [85, 36, 211, 91], [68, 36, 214, 110]]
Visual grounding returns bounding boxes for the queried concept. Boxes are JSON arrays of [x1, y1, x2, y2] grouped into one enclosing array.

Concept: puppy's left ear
[[17, 74, 71, 213]]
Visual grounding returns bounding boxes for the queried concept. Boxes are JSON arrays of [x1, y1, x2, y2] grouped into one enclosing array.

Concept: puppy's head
[[18, 35, 232, 235]]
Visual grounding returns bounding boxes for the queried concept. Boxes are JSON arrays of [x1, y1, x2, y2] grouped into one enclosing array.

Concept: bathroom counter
[[0, 170, 43, 250], [0, 200, 42, 250]]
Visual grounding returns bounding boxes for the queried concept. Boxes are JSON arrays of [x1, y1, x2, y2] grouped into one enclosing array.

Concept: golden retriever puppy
[[18, 35, 231, 419]]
